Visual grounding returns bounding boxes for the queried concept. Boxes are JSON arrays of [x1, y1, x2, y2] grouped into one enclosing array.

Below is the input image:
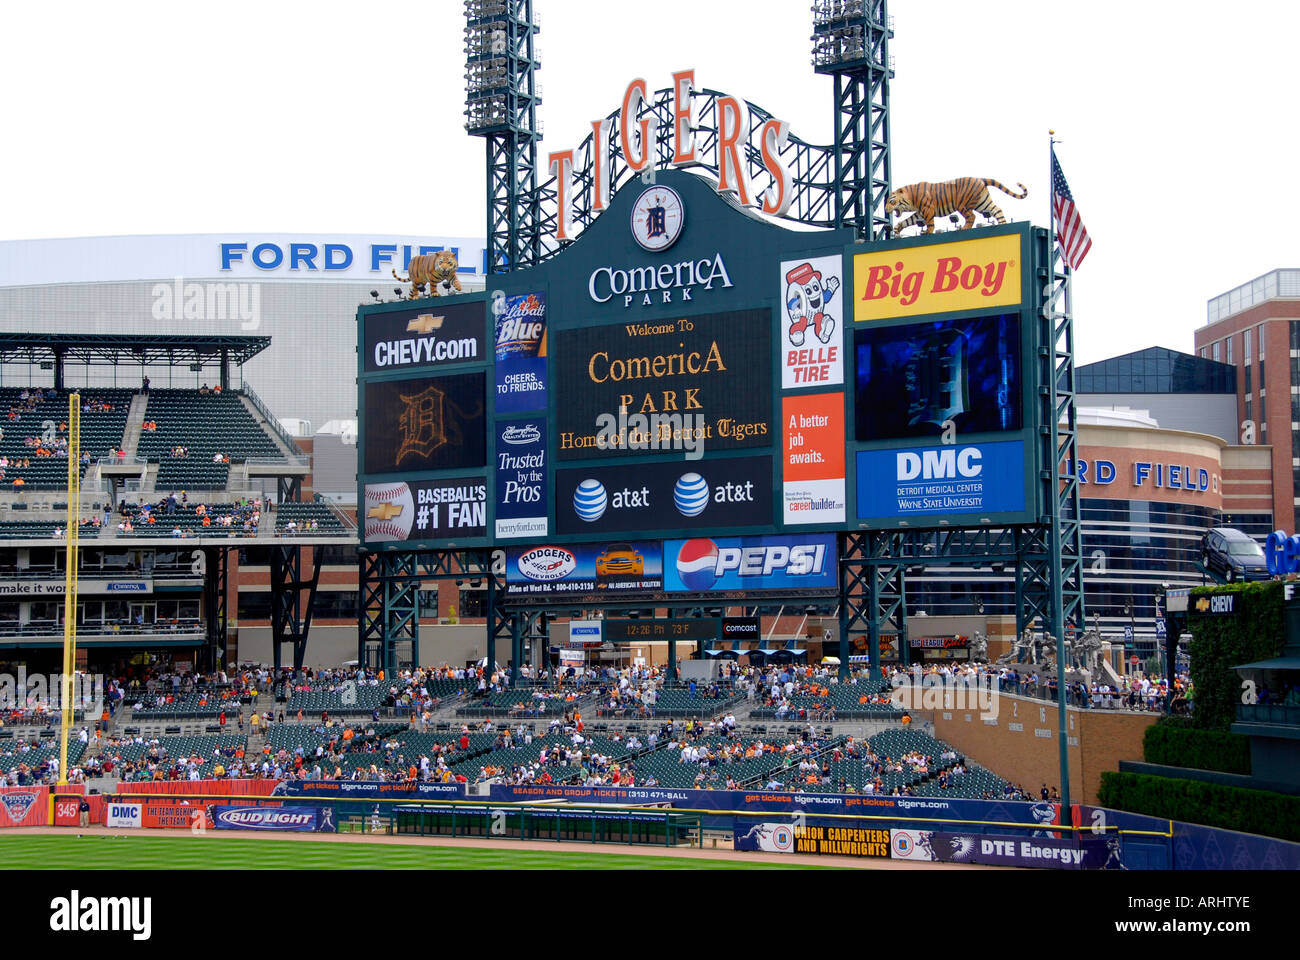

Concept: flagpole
[[1046, 130, 1073, 826]]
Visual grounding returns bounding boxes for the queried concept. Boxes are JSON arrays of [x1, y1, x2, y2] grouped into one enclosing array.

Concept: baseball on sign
[[364, 483, 415, 542]]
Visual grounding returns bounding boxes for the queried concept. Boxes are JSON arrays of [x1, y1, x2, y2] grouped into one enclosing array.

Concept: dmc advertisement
[[664, 534, 836, 593], [889, 829, 1115, 869], [782, 392, 846, 525], [853, 231, 1024, 322], [780, 255, 844, 389], [494, 417, 548, 540], [554, 309, 771, 460], [556, 456, 772, 537], [363, 372, 486, 475], [494, 291, 548, 413], [855, 313, 1022, 442], [363, 478, 487, 543], [363, 301, 487, 374], [504, 541, 664, 596], [856, 440, 1027, 524]]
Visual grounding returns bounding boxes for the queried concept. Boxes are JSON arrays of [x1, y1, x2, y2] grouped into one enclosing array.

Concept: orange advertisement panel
[[854, 232, 1023, 322], [782, 392, 846, 525]]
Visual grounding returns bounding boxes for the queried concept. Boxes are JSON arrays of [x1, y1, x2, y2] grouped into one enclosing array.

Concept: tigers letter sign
[[854, 233, 1022, 322]]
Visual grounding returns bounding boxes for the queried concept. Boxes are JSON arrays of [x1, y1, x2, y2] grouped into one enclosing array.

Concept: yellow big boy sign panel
[[853, 233, 1023, 322]]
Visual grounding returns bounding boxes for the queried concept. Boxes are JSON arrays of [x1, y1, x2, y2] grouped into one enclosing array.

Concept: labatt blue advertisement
[[494, 291, 548, 413], [856, 440, 1026, 523], [506, 541, 664, 596], [664, 534, 836, 593]]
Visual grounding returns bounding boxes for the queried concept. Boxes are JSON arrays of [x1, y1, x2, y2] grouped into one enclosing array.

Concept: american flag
[[1051, 150, 1091, 270]]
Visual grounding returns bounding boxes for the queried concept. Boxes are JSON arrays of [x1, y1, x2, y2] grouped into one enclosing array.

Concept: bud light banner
[[556, 457, 772, 537], [494, 291, 548, 413], [210, 805, 337, 833], [495, 417, 548, 539], [664, 534, 836, 593], [856, 440, 1026, 525], [505, 541, 664, 596]]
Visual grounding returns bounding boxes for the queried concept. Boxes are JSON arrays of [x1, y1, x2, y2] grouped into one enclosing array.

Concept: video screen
[[854, 313, 1022, 442]]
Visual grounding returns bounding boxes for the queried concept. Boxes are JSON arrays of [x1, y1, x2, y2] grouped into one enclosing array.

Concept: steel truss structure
[[359, 4, 1076, 729]]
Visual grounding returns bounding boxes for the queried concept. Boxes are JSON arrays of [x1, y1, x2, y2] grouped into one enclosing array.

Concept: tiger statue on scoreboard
[[886, 178, 1028, 236], [393, 250, 462, 299]]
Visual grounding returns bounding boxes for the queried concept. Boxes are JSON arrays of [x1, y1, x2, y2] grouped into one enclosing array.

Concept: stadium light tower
[[811, 0, 894, 240], [465, 0, 542, 274]]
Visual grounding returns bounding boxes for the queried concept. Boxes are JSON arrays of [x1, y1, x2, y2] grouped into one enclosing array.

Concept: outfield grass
[[0, 834, 833, 870]]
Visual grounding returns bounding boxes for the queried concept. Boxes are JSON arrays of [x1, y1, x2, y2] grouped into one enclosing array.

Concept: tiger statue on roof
[[886, 178, 1028, 236], [393, 250, 462, 299]]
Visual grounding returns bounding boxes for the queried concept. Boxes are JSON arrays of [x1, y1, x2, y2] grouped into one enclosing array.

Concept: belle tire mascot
[[784, 262, 839, 347]]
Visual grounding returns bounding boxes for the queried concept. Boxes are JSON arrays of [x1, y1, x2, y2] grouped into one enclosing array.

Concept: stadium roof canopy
[[0, 332, 271, 366]]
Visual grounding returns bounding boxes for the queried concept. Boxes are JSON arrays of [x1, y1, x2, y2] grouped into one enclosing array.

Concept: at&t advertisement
[[556, 457, 772, 537], [494, 291, 548, 413]]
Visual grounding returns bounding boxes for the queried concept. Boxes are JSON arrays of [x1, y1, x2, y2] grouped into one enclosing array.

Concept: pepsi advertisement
[[855, 313, 1022, 441], [494, 291, 548, 413], [556, 456, 772, 537], [664, 534, 837, 593], [856, 440, 1026, 524], [495, 417, 548, 539], [505, 541, 664, 596]]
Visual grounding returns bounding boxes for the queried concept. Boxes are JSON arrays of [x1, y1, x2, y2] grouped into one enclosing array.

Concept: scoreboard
[[358, 169, 1046, 568]]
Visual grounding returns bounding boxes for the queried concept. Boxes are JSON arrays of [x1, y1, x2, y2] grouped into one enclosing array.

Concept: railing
[[242, 456, 311, 471], [0, 621, 205, 639], [97, 455, 147, 469], [994, 678, 1170, 713], [1236, 702, 1300, 726], [242, 383, 306, 458]]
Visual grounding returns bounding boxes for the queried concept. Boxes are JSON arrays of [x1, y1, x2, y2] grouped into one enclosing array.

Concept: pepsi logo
[[676, 538, 720, 590], [517, 547, 578, 581]]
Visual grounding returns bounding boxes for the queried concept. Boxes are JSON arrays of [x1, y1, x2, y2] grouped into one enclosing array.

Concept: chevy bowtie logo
[[368, 503, 404, 522], [407, 315, 444, 334], [1195, 597, 1210, 612]]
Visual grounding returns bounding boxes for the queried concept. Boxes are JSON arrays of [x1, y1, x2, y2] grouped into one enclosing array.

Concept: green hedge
[[1187, 581, 1285, 731], [1142, 722, 1250, 775], [1098, 771, 1300, 843]]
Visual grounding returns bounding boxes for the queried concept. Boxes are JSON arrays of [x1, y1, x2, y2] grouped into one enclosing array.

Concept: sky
[[0, 0, 1296, 364]]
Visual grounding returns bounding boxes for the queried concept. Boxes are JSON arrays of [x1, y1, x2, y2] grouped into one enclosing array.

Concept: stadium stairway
[[121, 392, 148, 459], [237, 395, 298, 460]]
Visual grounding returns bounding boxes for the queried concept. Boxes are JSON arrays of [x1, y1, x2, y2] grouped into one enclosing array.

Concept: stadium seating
[[136, 389, 282, 488], [0, 739, 86, 774], [101, 735, 247, 767], [0, 521, 64, 539], [0, 388, 132, 489], [127, 691, 243, 718], [118, 504, 258, 538], [276, 501, 346, 533]]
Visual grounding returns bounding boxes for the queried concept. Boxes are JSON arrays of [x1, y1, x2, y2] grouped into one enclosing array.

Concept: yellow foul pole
[[58, 393, 80, 787]]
